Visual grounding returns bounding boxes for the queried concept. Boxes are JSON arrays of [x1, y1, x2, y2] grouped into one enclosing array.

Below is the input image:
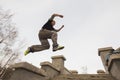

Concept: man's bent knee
[[43, 45, 50, 49]]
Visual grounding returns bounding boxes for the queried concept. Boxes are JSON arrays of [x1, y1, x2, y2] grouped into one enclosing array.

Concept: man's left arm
[[49, 14, 63, 20]]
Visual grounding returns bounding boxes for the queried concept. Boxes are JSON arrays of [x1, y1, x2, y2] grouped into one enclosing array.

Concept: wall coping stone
[[51, 55, 66, 61], [98, 47, 114, 56], [97, 69, 105, 74], [9, 62, 46, 77], [70, 70, 78, 74]]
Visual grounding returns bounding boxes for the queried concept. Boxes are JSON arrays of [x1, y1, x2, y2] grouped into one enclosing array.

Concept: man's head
[[51, 20, 56, 26]]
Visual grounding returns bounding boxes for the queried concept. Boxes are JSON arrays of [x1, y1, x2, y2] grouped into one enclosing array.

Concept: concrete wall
[[3, 51, 118, 80], [40, 55, 72, 79], [3, 62, 47, 80], [5, 68, 45, 80], [2, 55, 73, 80]]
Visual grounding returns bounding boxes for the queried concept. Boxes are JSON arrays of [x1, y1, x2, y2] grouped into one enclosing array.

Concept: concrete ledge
[[51, 55, 66, 61], [70, 70, 78, 74], [116, 47, 120, 51], [10, 62, 46, 77], [97, 69, 105, 74], [40, 61, 60, 72], [98, 47, 113, 56]]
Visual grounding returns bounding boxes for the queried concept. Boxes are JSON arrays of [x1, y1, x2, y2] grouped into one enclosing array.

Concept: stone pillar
[[98, 47, 120, 80], [108, 54, 120, 80], [51, 55, 66, 74], [40, 61, 60, 79], [98, 47, 114, 72]]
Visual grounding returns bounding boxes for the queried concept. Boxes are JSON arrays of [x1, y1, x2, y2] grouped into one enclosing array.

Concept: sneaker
[[24, 48, 30, 56], [53, 45, 64, 52]]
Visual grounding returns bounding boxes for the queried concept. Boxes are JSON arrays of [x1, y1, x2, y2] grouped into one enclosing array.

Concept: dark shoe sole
[[53, 46, 64, 52]]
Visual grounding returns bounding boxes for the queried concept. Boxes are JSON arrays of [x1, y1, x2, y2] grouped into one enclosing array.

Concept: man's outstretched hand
[[59, 15, 63, 18], [61, 25, 64, 29], [55, 25, 64, 32]]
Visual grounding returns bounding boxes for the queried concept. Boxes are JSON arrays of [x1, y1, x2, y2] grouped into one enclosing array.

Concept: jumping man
[[24, 14, 64, 56]]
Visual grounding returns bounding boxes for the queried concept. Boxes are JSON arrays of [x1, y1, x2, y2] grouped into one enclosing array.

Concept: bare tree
[[0, 7, 23, 68]]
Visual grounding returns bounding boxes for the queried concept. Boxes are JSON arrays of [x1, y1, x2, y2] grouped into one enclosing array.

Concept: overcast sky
[[0, 0, 120, 73]]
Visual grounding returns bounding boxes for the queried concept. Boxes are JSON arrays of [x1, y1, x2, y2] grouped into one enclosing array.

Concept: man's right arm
[[55, 25, 64, 32], [49, 14, 63, 20]]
